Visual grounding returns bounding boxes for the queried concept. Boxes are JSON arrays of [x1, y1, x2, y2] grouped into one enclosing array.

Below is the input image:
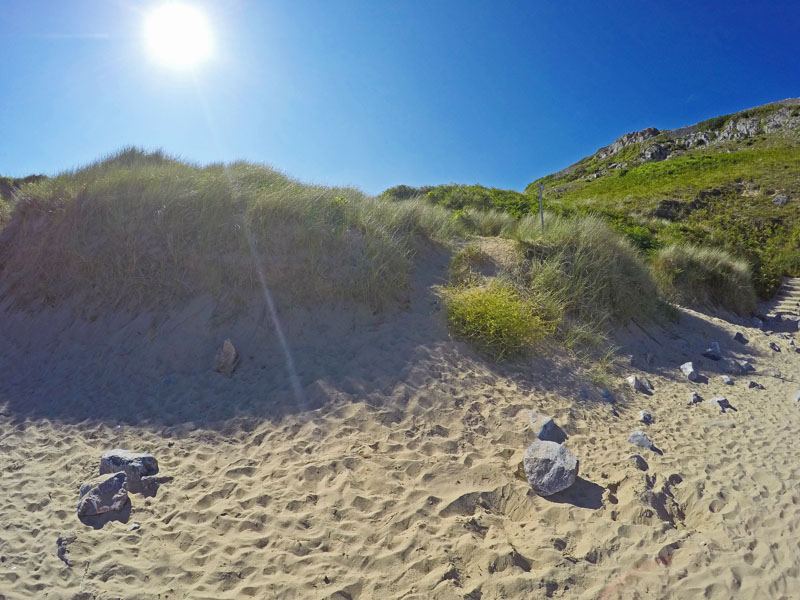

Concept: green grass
[[652, 243, 756, 314], [442, 280, 555, 361], [529, 141, 800, 297], [0, 148, 475, 311]]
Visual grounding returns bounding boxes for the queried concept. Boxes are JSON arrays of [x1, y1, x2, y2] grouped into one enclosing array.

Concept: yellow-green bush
[[443, 280, 555, 361], [652, 243, 756, 314]]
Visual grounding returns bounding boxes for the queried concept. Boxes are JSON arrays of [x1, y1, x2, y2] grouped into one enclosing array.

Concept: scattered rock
[[626, 375, 651, 393], [534, 416, 568, 444], [688, 391, 703, 406], [751, 317, 764, 329], [523, 441, 579, 496], [629, 455, 649, 471], [639, 410, 654, 425], [740, 360, 755, 373], [214, 339, 240, 375], [128, 523, 140, 531], [721, 375, 734, 385], [77, 472, 129, 517], [712, 397, 737, 413], [770, 370, 782, 379], [702, 346, 721, 361], [628, 430, 655, 451], [769, 342, 781, 352], [733, 332, 748, 345], [100, 450, 159, 494], [748, 380, 765, 390], [56, 532, 77, 567], [723, 359, 745, 375], [793, 390, 800, 403], [773, 194, 789, 207], [680, 362, 699, 382]]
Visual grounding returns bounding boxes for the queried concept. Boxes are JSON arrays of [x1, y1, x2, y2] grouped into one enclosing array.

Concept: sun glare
[[144, 3, 214, 69]]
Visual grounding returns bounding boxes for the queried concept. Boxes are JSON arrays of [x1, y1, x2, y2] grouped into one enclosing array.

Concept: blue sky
[[2, 0, 799, 194]]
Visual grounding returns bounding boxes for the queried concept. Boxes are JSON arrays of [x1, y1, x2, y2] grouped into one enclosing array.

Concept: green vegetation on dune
[[531, 141, 800, 297], [652, 243, 756, 314], [0, 148, 474, 310], [383, 183, 534, 218], [0, 147, 765, 363]]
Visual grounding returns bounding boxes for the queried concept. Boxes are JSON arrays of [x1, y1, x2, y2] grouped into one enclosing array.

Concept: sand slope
[[1, 262, 800, 599]]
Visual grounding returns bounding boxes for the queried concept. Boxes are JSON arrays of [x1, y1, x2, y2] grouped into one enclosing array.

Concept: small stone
[[752, 317, 764, 329], [733, 332, 748, 345], [740, 360, 755, 373], [535, 417, 568, 444], [770, 370, 782, 379], [129, 523, 140, 531], [628, 430, 655, 450], [523, 441, 579, 496], [702, 348, 721, 361], [680, 362, 699, 382], [214, 339, 240, 375], [721, 375, 734, 385], [793, 390, 800, 402], [688, 391, 703, 406], [629, 454, 649, 471], [769, 342, 781, 352], [77, 472, 129, 517], [773, 194, 789, 206], [748, 380, 765, 390], [712, 397, 737, 413], [639, 410, 654, 425], [626, 375, 649, 393], [723, 359, 745, 375]]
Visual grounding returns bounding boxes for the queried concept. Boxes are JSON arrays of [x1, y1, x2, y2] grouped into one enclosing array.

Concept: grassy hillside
[[527, 100, 800, 297]]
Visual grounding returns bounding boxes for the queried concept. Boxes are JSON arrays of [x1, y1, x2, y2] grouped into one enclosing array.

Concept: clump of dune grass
[[0, 148, 473, 311], [442, 279, 556, 361], [651, 243, 756, 314], [517, 214, 662, 329]]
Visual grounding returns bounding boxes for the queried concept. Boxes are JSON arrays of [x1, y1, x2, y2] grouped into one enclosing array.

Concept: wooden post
[[537, 182, 544, 229]]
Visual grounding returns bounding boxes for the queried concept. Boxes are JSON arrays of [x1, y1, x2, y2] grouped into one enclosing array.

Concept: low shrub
[[518, 215, 662, 328], [443, 280, 554, 361], [651, 243, 756, 314]]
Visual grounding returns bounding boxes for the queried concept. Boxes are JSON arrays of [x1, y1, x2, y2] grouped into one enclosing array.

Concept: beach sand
[[1, 259, 799, 599]]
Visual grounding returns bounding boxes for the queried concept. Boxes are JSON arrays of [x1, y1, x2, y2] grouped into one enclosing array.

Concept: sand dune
[[1, 261, 799, 599]]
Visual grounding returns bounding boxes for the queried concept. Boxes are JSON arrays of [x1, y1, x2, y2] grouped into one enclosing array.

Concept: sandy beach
[[1, 253, 799, 600]]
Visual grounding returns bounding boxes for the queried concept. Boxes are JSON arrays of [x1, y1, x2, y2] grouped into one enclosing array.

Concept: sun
[[144, 3, 214, 69]]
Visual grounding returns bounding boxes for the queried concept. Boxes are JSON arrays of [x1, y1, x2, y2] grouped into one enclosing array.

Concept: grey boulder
[[523, 441, 578, 496], [748, 380, 765, 390], [733, 332, 748, 345], [77, 472, 129, 517], [688, 391, 703, 406], [100, 449, 159, 494]]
